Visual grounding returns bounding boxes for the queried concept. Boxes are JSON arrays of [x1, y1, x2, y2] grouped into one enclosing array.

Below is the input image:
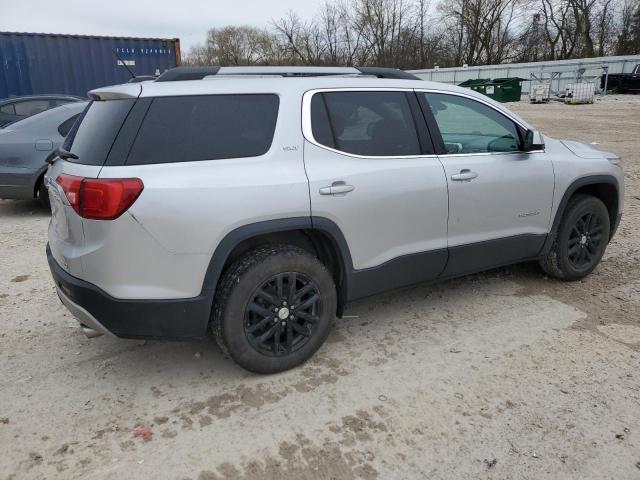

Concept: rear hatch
[[47, 94, 138, 276]]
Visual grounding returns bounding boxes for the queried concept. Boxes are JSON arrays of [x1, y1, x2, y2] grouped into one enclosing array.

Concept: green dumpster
[[482, 77, 525, 102], [458, 78, 491, 94]]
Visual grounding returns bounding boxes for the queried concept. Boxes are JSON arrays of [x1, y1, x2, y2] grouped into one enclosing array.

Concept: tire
[[37, 179, 50, 210], [211, 245, 337, 374], [539, 194, 610, 281]]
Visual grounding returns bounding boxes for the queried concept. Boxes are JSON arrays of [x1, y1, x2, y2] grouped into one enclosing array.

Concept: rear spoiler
[[88, 83, 142, 101]]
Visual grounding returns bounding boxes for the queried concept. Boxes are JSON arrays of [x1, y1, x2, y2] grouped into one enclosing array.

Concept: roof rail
[[219, 66, 360, 76], [155, 66, 421, 82], [355, 67, 420, 80]]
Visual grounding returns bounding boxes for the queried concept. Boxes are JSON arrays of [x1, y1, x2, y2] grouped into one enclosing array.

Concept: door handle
[[319, 181, 355, 196], [451, 169, 478, 181]]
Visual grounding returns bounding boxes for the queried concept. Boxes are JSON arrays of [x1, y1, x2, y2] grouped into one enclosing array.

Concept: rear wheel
[[211, 245, 336, 374], [539, 194, 610, 281]]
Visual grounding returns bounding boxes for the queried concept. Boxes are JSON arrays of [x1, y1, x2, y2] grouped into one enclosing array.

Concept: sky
[[2, 0, 319, 53]]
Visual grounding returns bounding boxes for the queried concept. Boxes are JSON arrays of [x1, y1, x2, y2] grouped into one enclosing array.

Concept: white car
[[46, 66, 623, 373]]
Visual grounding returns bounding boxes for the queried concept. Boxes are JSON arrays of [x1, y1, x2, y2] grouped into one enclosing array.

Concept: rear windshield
[[63, 99, 135, 165], [126, 94, 279, 165]]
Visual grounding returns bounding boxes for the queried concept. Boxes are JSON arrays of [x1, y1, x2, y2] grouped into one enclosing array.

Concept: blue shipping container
[[0, 32, 180, 99]]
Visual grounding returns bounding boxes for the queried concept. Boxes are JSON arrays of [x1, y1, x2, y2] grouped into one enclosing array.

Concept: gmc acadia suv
[[45, 66, 624, 373]]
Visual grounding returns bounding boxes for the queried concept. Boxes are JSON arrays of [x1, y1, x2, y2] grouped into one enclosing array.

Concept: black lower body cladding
[[47, 245, 211, 339]]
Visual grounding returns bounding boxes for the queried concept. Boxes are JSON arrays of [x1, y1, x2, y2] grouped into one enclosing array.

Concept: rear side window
[[311, 94, 335, 149], [0, 104, 15, 114], [126, 94, 279, 165], [310, 91, 421, 157], [64, 100, 135, 165], [52, 99, 75, 107], [14, 100, 50, 116]]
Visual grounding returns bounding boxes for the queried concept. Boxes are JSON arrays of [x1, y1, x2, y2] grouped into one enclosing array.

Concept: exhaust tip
[[81, 325, 104, 339]]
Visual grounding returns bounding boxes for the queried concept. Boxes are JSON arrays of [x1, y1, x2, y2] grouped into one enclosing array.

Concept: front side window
[[310, 91, 421, 157], [423, 93, 522, 154], [127, 94, 279, 165]]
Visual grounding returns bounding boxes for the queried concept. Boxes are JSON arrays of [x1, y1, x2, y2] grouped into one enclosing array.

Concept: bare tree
[[184, 26, 280, 66], [439, 0, 521, 65], [184, 0, 635, 69], [615, 0, 640, 53]]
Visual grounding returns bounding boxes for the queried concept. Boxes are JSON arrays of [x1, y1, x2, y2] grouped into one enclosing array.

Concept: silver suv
[[46, 67, 624, 373]]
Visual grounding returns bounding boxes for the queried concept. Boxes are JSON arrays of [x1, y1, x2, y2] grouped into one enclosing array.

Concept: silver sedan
[[0, 101, 87, 208]]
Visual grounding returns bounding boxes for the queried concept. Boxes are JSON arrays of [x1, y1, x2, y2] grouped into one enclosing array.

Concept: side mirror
[[523, 129, 545, 151]]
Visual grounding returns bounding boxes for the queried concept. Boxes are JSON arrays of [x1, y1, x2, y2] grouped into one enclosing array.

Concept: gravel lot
[[1, 95, 639, 480]]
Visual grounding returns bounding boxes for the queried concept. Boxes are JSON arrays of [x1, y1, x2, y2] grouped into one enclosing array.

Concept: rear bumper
[[47, 244, 211, 339], [56, 286, 113, 338]]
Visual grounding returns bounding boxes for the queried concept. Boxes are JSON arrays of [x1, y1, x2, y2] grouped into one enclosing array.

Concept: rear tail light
[[56, 174, 144, 220]]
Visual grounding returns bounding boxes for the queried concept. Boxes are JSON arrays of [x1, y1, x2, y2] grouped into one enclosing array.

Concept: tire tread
[[539, 194, 609, 281], [211, 244, 334, 372]]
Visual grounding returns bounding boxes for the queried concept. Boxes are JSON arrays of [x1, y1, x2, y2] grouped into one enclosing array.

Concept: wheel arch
[[543, 174, 620, 253], [201, 217, 354, 319]]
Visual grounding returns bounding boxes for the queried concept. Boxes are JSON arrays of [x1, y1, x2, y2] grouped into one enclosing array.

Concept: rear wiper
[[46, 147, 78, 164]]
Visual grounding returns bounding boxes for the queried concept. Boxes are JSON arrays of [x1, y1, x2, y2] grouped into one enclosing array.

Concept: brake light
[[56, 174, 144, 220]]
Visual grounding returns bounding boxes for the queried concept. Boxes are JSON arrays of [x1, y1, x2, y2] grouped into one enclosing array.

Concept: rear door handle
[[319, 181, 355, 196], [451, 169, 478, 181]]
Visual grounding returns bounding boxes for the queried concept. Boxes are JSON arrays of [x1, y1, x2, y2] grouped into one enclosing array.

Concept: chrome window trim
[[414, 89, 547, 157], [301, 87, 437, 160], [301, 87, 545, 159], [438, 150, 546, 158]]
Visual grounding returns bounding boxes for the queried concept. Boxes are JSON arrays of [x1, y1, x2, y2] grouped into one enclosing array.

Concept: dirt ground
[[1, 95, 639, 480]]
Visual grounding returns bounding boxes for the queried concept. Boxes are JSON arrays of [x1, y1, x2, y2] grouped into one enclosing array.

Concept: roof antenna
[[113, 49, 136, 79]]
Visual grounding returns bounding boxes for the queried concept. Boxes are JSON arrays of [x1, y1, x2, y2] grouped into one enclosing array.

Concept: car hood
[[560, 140, 617, 159]]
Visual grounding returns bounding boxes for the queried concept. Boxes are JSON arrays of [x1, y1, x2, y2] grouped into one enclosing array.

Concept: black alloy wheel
[[244, 272, 321, 356], [539, 194, 610, 281], [566, 211, 605, 270], [212, 245, 336, 374]]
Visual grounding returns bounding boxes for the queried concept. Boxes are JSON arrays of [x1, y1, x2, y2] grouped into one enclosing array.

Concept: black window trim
[[302, 88, 437, 159], [57, 113, 81, 138], [415, 89, 544, 157]]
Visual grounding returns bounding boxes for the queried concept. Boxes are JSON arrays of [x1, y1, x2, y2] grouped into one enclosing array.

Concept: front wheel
[[539, 194, 610, 281], [211, 245, 337, 374]]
